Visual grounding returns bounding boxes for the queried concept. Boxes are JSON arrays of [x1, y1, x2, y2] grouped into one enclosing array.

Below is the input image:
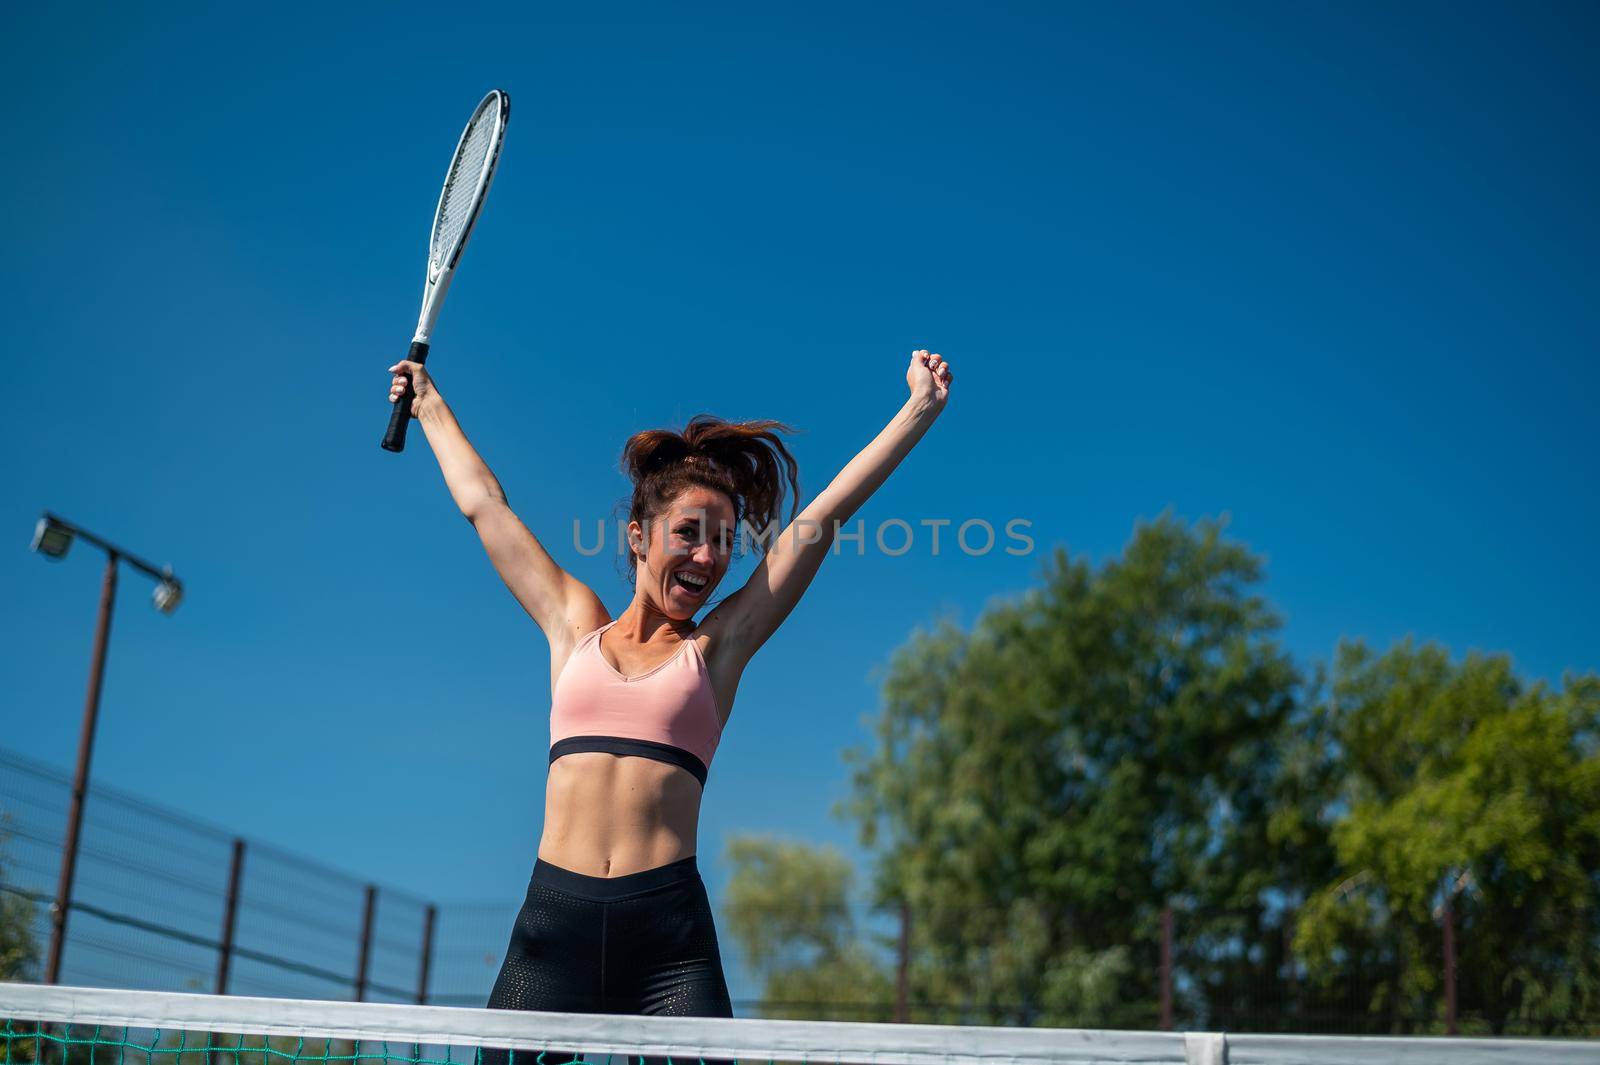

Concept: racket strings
[[432, 102, 502, 268]]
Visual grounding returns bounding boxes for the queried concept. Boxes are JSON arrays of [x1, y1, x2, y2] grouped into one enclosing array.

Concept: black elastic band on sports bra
[[549, 735, 709, 786]]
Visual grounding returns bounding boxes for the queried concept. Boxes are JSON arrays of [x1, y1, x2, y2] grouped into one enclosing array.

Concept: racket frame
[[383, 89, 510, 452]]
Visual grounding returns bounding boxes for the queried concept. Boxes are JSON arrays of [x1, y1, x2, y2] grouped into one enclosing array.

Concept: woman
[[385, 348, 954, 1033]]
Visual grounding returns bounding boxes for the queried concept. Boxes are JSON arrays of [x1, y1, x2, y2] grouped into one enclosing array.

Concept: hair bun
[[623, 430, 692, 483]]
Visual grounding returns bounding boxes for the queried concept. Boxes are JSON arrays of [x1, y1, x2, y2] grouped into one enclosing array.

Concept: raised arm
[[388, 360, 607, 646], [708, 350, 954, 663]]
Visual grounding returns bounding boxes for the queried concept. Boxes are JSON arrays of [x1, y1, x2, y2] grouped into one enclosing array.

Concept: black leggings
[[483, 856, 733, 1064]]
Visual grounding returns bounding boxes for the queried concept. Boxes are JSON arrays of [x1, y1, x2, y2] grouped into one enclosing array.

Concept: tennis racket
[[382, 89, 511, 452]]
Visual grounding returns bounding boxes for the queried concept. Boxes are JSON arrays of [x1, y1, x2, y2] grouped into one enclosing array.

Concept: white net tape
[[3, 984, 1596, 1065]]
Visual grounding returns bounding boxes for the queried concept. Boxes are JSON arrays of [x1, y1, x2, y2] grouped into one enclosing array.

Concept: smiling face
[[628, 486, 738, 621]]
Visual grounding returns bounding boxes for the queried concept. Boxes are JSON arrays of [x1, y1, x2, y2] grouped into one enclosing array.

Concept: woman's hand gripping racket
[[382, 89, 510, 452]]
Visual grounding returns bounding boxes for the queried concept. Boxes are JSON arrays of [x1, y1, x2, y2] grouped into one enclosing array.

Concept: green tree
[[0, 890, 35, 982], [1, 825, 42, 1065], [0, 824, 40, 981], [842, 515, 1301, 1026], [1295, 641, 1600, 1035], [723, 837, 894, 1020]]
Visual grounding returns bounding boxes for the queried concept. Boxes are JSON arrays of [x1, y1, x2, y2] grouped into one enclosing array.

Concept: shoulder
[[693, 591, 756, 668], [549, 614, 614, 691], [557, 613, 614, 653]]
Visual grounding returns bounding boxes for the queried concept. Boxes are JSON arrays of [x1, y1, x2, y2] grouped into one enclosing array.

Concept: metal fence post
[[1159, 906, 1174, 1030], [355, 885, 377, 1001], [416, 904, 437, 1004], [895, 901, 910, 1023], [215, 838, 246, 994], [1284, 909, 1299, 1022], [1443, 899, 1458, 1035]]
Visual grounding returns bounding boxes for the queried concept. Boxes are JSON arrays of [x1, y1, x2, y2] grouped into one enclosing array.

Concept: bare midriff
[[537, 752, 704, 877]]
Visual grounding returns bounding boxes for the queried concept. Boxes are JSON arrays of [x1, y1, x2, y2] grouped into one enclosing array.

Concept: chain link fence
[[0, 747, 517, 1003]]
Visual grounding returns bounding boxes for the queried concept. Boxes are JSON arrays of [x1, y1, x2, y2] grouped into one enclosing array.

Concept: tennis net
[[2, 983, 1595, 1065]]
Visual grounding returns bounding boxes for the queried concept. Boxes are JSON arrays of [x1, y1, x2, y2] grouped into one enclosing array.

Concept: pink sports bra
[[548, 620, 723, 786]]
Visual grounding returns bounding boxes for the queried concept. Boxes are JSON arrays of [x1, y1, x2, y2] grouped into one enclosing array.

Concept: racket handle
[[381, 341, 431, 453]]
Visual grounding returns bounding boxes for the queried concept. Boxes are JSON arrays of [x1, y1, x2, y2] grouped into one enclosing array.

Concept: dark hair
[[620, 414, 801, 582]]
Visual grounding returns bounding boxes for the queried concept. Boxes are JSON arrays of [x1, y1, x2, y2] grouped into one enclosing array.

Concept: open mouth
[[674, 571, 709, 594]]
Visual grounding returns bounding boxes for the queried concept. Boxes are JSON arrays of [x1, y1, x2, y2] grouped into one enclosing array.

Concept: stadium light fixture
[[31, 515, 74, 560], [154, 570, 184, 615], [28, 510, 185, 986]]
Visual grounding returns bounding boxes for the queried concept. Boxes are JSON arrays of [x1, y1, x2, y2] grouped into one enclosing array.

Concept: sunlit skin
[[388, 349, 953, 876], [541, 488, 740, 876]]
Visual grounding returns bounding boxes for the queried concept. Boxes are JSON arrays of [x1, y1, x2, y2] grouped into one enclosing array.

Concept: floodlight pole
[[894, 901, 910, 1023], [35, 512, 183, 985], [45, 552, 118, 985]]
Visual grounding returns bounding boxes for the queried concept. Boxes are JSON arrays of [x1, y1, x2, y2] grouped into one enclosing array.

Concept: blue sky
[[3, 0, 1596, 973]]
